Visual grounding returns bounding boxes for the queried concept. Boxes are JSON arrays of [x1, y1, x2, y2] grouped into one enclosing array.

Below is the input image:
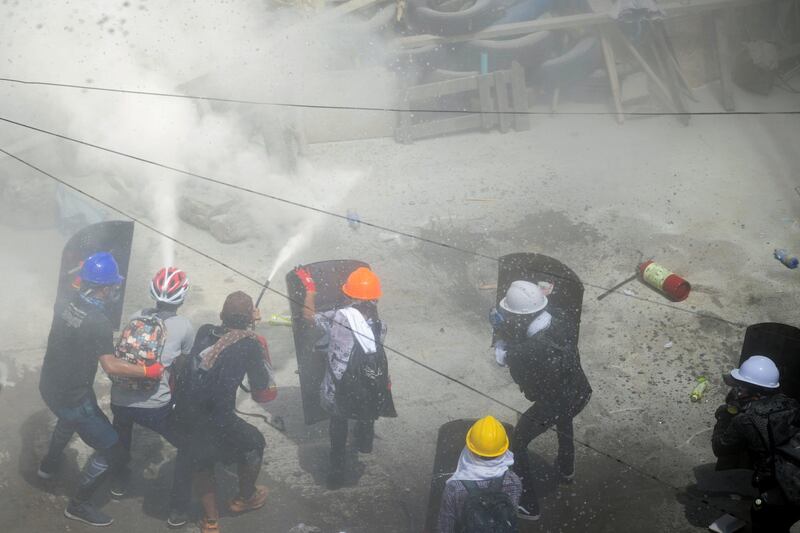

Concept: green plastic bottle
[[690, 376, 708, 402]]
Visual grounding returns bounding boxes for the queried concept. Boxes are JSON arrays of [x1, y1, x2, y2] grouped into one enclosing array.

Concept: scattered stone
[[208, 211, 254, 244], [289, 524, 322, 533]]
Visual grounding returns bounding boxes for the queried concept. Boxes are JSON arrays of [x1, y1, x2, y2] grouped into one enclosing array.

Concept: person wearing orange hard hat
[[437, 416, 522, 533], [295, 265, 396, 489]]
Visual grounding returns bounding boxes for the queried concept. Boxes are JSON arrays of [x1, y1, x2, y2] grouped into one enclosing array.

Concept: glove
[[295, 266, 316, 292], [143, 362, 165, 380], [495, 345, 508, 367]]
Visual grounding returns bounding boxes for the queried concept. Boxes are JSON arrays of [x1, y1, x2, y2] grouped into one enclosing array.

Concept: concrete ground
[[1, 77, 800, 533]]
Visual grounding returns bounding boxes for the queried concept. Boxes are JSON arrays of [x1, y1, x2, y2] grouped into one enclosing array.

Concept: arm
[[437, 483, 458, 533], [711, 406, 748, 457], [295, 267, 317, 321], [99, 354, 162, 379]]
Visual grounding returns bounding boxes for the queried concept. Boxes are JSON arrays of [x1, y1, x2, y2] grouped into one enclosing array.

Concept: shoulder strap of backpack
[[460, 480, 480, 496], [488, 474, 505, 492]]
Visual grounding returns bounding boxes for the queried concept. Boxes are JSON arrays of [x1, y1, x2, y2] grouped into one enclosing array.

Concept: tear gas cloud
[[0, 0, 389, 282]]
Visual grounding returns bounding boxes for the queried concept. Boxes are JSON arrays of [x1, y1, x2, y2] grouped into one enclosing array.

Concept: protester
[[38, 252, 164, 527], [490, 280, 591, 520], [296, 266, 396, 488], [713, 355, 800, 532], [173, 291, 276, 533], [108, 267, 194, 528], [438, 416, 521, 533]]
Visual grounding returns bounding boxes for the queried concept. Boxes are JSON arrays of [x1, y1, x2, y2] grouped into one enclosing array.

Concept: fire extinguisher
[[639, 260, 691, 302]]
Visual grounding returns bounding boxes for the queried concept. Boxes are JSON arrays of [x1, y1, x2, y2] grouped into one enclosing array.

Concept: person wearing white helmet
[[489, 280, 591, 522], [713, 355, 800, 532], [108, 267, 196, 528]]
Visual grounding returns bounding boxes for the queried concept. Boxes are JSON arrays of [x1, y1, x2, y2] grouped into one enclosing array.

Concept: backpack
[[335, 320, 395, 420], [761, 408, 800, 505], [111, 310, 171, 391], [456, 476, 518, 533]]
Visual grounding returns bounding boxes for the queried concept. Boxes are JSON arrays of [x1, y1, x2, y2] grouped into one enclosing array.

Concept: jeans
[[43, 394, 123, 503], [110, 403, 192, 512], [329, 415, 374, 470], [511, 402, 575, 507]]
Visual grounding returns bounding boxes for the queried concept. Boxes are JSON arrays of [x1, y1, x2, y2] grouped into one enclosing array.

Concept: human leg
[[354, 419, 375, 454], [328, 415, 349, 488], [39, 415, 76, 479], [194, 468, 219, 532], [511, 403, 559, 519], [109, 404, 135, 497], [555, 415, 576, 480]]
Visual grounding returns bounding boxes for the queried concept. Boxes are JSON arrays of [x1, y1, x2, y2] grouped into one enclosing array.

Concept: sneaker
[[517, 503, 541, 521], [64, 501, 114, 527], [37, 455, 62, 480], [199, 517, 220, 533], [167, 510, 189, 528], [227, 485, 268, 514]]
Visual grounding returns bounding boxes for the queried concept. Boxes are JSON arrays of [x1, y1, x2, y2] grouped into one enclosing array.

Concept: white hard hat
[[730, 355, 780, 389], [499, 280, 548, 314]]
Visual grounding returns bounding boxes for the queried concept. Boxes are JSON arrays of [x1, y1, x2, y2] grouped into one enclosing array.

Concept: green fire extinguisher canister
[[639, 260, 691, 302]]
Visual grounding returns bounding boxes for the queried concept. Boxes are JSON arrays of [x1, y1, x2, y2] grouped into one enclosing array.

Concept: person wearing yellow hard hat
[[437, 416, 522, 533], [295, 265, 396, 489]]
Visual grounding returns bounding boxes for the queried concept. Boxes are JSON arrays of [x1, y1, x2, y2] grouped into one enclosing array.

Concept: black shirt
[[39, 296, 114, 408], [180, 325, 270, 433]]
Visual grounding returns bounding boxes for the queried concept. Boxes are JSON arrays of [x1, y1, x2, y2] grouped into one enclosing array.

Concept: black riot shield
[[286, 259, 369, 425], [739, 323, 800, 401], [494, 253, 584, 346], [423, 419, 516, 533], [56, 221, 134, 330]]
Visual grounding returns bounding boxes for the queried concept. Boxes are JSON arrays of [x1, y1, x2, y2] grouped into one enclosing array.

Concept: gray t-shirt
[[110, 309, 194, 409]]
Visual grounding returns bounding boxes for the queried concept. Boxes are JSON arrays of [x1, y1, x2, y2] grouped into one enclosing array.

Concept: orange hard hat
[[342, 267, 382, 300]]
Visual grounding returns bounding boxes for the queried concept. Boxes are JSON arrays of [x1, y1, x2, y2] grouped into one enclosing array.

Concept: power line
[[0, 145, 748, 523], [2, 76, 800, 117], [0, 114, 750, 329]]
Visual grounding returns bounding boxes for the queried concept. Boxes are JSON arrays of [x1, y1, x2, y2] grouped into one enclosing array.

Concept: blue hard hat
[[80, 252, 125, 286]]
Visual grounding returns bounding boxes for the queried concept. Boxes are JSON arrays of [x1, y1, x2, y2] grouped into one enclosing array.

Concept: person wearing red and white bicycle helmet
[[108, 266, 195, 528], [150, 267, 190, 306]]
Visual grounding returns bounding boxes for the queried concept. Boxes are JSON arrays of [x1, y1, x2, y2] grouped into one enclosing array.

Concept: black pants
[[511, 402, 575, 507], [751, 488, 800, 533], [329, 416, 374, 468], [110, 403, 193, 513]]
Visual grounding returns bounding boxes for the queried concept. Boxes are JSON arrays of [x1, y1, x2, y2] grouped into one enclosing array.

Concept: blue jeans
[[43, 394, 122, 503], [44, 394, 118, 458], [111, 403, 192, 513]]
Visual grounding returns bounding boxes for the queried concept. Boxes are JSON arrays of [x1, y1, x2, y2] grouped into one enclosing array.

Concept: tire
[[462, 30, 555, 70], [408, 0, 505, 36]]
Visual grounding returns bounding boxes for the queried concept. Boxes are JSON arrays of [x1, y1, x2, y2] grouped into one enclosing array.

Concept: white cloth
[[447, 447, 515, 483], [338, 307, 376, 354], [494, 311, 552, 367]]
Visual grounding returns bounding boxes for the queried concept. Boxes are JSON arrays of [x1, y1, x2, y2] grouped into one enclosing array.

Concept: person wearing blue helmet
[[38, 251, 167, 527]]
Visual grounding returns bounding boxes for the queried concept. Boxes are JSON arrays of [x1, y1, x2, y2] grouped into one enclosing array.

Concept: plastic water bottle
[[690, 376, 708, 402], [346, 209, 360, 230], [774, 249, 799, 269]]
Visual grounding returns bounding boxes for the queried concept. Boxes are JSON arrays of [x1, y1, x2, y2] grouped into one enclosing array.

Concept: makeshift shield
[[56, 220, 134, 330], [739, 323, 800, 401], [286, 259, 369, 425], [422, 418, 516, 533], [494, 252, 584, 346]]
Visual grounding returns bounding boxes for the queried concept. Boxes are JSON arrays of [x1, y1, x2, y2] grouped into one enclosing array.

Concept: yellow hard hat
[[466, 416, 509, 458]]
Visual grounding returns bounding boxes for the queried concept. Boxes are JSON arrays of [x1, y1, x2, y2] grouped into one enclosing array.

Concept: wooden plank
[[714, 11, 735, 111], [477, 74, 496, 129], [599, 33, 624, 124], [494, 71, 512, 132], [406, 75, 480, 100], [613, 27, 680, 114], [396, 0, 774, 48], [509, 61, 530, 131], [407, 114, 483, 140], [328, 0, 389, 17], [647, 25, 690, 125]]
